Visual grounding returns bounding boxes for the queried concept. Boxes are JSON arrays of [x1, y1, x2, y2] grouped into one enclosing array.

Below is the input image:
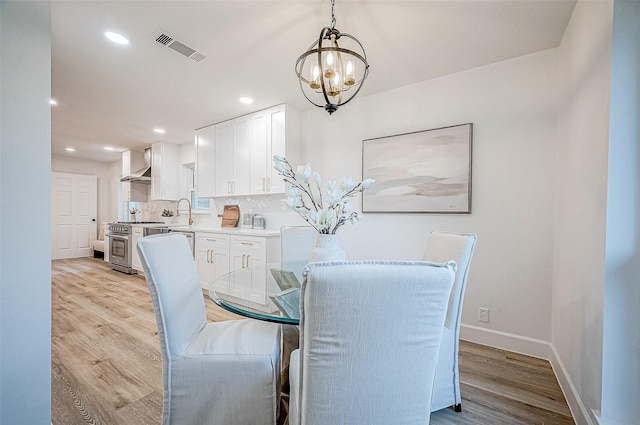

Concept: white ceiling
[[51, 0, 576, 162]]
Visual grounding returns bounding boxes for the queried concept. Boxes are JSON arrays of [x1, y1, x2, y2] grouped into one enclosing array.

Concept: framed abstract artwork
[[362, 123, 473, 213]]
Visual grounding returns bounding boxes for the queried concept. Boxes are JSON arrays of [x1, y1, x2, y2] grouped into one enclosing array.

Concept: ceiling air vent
[[154, 31, 207, 63]]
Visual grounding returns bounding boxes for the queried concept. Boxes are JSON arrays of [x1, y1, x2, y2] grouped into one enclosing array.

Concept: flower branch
[[273, 155, 374, 234]]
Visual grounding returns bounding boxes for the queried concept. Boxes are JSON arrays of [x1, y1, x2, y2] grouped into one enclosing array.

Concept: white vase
[[308, 234, 346, 263]]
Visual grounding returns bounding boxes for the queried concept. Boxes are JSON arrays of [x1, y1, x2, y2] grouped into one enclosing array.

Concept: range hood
[[120, 148, 152, 184]]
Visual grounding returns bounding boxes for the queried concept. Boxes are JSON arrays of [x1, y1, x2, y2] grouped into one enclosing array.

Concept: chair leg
[[278, 394, 290, 425]]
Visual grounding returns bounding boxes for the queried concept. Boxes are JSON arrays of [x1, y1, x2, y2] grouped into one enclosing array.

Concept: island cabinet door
[[229, 236, 266, 303], [196, 233, 230, 292]]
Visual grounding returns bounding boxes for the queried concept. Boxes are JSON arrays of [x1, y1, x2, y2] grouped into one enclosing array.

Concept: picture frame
[[362, 123, 473, 213]]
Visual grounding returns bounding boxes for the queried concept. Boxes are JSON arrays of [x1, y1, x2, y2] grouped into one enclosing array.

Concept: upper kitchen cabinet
[[150, 141, 180, 201], [122, 150, 148, 202], [215, 116, 251, 197], [250, 104, 301, 195], [195, 124, 216, 198], [195, 103, 301, 198]]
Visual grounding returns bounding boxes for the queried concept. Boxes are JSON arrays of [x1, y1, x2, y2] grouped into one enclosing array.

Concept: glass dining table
[[208, 262, 305, 325]]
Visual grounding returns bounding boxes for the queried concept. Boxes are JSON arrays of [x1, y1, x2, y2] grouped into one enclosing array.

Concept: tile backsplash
[[126, 194, 303, 229]]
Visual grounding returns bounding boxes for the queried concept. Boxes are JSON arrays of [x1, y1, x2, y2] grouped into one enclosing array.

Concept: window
[[187, 164, 211, 212]]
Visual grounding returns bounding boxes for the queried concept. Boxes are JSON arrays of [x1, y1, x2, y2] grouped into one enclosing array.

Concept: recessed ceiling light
[[105, 31, 129, 45], [104, 147, 114, 151], [239, 97, 254, 104], [50, 99, 58, 105], [154, 128, 166, 134], [65, 147, 75, 152]]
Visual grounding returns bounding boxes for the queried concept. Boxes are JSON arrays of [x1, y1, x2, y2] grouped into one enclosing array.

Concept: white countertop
[[168, 225, 280, 236]]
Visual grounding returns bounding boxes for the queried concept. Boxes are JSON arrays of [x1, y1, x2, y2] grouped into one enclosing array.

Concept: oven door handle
[[106, 234, 129, 240]]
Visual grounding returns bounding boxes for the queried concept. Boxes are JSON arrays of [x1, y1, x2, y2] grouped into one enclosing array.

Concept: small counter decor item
[[273, 155, 374, 262], [128, 207, 139, 222], [218, 205, 240, 228], [161, 209, 174, 224]]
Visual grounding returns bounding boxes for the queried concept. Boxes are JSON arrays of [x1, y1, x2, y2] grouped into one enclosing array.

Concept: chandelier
[[295, 0, 370, 115]]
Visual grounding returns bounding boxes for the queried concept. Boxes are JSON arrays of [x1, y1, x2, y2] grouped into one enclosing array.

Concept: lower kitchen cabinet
[[195, 230, 280, 306], [229, 235, 267, 304], [196, 233, 230, 293], [131, 225, 144, 272]]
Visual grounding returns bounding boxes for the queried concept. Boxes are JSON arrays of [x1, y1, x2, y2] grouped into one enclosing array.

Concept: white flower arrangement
[[273, 155, 374, 234], [128, 207, 139, 214]]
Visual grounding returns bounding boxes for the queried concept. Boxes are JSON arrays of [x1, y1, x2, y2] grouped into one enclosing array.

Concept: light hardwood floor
[[52, 257, 574, 425]]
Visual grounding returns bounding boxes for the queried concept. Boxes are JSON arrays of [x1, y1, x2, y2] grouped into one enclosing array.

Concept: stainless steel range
[[106, 222, 162, 274]]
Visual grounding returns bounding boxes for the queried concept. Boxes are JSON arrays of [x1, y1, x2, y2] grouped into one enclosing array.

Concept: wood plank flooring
[[52, 257, 574, 425]]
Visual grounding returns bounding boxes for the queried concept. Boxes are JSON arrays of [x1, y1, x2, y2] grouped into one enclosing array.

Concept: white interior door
[[52, 172, 97, 259]]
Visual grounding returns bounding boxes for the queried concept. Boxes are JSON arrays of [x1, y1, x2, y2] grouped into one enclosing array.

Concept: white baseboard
[[460, 323, 552, 359], [591, 409, 626, 425], [460, 324, 595, 425]]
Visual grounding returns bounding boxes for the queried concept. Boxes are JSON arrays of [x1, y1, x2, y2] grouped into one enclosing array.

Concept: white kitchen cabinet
[[229, 235, 266, 303], [215, 116, 251, 196], [131, 225, 144, 272], [103, 223, 110, 262], [194, 124, 216, 198], [194, 229, 280, 305], [151, 141, 180, 201], [250, 104, 301, 195], [195, 104, 301, 198], [196, 233, 230, 292], [122, 150, 148, 202]]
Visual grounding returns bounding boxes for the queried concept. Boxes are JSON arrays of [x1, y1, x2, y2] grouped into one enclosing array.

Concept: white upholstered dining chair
[[137, 234, 282, 425], [280, 225, 317, 282], [288, 260, 456, 425], [422, 231, 477, 412]]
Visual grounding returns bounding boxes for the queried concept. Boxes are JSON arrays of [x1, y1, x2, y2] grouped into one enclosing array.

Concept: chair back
[[296, 261, 456, 425], [423, 231, 477, 330], [137, 234, 207, 359], [281, 226, 317, 281]]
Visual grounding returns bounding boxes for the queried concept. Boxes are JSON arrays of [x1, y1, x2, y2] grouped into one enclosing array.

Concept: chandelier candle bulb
[[345, 60, 355, 86], [324, 52, 335, 78], [310, 63, 321, 89], [328, 73, 340, 97]]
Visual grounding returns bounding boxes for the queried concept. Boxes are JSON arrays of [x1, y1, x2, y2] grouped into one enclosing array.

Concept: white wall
[[601, 1, 640, 423], [302, 49, 558, 343], [52, 154, 115, 229], [553, 1, 613, 423], [107, 159, 122, 221], [0, 1, 52, 423]]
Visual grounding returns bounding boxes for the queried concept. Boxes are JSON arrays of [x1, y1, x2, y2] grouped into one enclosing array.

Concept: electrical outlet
[[479, 307, 489, 323]]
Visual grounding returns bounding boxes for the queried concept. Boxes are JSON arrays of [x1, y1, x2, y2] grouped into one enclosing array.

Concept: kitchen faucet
[[176, 198, 194, 226]]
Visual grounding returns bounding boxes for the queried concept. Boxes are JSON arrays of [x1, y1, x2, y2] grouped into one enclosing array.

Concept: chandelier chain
[[330, 0, 336, 29]]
